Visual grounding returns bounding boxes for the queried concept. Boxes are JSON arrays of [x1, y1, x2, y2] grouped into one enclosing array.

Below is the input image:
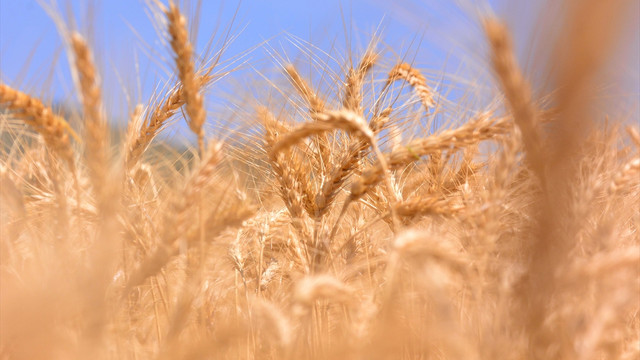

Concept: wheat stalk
[[343, 50, 378, 113], [484, 19, 545, 178], [384, 63, 436, 111], [284, 64, 325, 114], [350, 113, 509, 200], [166, 1, 206, 155], [70, 33, 109, 196]]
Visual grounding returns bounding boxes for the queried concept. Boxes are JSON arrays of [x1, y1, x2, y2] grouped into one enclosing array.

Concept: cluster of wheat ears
[[0, 1, 638, 359]]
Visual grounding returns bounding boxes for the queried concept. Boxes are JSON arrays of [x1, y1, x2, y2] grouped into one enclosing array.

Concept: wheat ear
[[384, 63, 436, 111], [259, 107, 308, 220], [350, 113, 509, 200], [125, 75, 212, 171], [166, 1, 206, 155], [0, 84, 78, 171], [484, 19, 545, 178], [343, 50, 378, 113], [284, 65, 325, 114], [70, 33, 109, 194], [269, 110, 373, 155], [316, 108, 392, 218]]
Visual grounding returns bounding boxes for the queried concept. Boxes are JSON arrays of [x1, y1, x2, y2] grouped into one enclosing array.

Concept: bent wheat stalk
[[269, 110, 373, 155], [384, 63, 436, 111], [350, 113, 510, 200], [0, 83, 78, 171], [124, 74, 213, 172]]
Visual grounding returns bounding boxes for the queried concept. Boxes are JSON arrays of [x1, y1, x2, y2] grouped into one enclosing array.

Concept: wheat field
[[1, 1, 639, 359]]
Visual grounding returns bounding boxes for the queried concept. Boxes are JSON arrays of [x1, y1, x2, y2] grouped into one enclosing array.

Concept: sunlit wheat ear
[[124, 75, 212, 172], [0, 84, 78, 171], [384, 63, 436, 111], [269, 108, 397, 224], [259, 107, 310, 220], [316, 107, 393, 217], [315, 107, 391, 217], [269, 110, 373, 154], [484, 18, 545, 178], [165, 0, 206, 154], [70, 33, 109, 195], [343, 50, 378, 113], [368, 106, 392, 133], [349, 113, 509, 201], [284, 64, 325, 114]]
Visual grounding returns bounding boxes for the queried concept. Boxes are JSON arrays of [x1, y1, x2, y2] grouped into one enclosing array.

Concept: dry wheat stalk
[[284, 65, 325, 114], [260, 107, 312, 220], [70, 33, 108, 195], [484, 19, 545, 178], [124, 75, 211, 171], [270, 110, 373, 155], [350, 113, 510, 200], [284, 64, 331, 168], [384, 63, 436, 110], [343, 50, 378, 113], [315, 108, 393, 217], [166, 1, 206, 154], [0, 84, 77, 171]]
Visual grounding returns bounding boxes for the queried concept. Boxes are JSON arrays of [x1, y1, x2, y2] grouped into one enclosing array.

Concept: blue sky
[[1, 0, 637, 133], [1, 1, 446, 102]]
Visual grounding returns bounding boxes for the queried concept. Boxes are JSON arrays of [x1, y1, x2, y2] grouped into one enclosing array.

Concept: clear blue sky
[[0, 1, 447, 104], [0, 1, 503, 101], [1, 0, 637, 131]]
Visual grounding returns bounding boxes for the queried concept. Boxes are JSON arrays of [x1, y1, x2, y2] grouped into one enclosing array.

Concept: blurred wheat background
[[0, 1, 638, 359]]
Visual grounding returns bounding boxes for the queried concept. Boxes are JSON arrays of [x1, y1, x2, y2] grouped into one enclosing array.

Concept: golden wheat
[[0, 2, 637, 360]]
